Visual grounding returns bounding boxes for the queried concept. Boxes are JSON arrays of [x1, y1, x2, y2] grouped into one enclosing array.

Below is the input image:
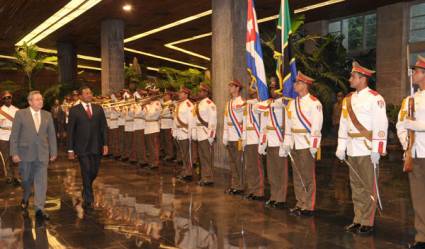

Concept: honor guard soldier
[[223, 80, 245, 195], [255, 79, 288, 209], [336, 61, 388, 235], [242, 88, 264, 200], [0, 91, 19, 185], [283, 72, 323, 216], [134, 89, 148, 167], [160, 90, 175, 161], [397, 55, 425, 249], [143, 86, 162, 169], [173, 87, 194, 181], [193, 83, 217, 186]]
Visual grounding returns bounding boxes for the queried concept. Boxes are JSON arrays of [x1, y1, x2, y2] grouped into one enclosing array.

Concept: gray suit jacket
[[10, 108, 57, 162]]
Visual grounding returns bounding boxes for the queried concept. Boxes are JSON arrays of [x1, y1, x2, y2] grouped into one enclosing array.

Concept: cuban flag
[[246, 0, 269, 101]]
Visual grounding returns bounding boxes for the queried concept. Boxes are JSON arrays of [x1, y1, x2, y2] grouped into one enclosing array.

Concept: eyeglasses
[[2, 96, 12, 100]]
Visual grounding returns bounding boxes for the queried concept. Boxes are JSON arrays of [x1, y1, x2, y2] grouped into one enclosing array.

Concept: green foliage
[[125, 57, 143, 86], [13, 42, 57, 91], [157, 67, 207, 91]]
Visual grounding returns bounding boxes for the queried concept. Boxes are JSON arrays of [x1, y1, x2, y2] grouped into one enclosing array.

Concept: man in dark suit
[[10, 91, 57, 221], [67, 86, 108, 210]]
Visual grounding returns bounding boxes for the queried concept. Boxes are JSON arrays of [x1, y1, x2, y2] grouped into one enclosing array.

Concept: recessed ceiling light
[[123, 4, 132, 12]]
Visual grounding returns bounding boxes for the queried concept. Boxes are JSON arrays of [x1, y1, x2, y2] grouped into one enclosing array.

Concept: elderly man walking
[[10, 91, 57, 221]]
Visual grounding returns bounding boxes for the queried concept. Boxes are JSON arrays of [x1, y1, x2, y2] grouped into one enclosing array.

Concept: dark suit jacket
[[67, 103, 107, 156], [10, 108, 57, 162]]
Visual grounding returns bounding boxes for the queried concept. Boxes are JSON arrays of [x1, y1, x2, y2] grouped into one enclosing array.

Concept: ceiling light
[[295, 0, 345, 13], [16, 0, 102, 46], [124, 10, 212, 43], [164, 32, 212, 61], [147, 67, 160, 72], [124, 47, 207, 70], [122, 4, 132, 12]]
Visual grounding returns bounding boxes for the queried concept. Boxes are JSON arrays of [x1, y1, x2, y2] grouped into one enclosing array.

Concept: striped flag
[[275, 0, 297, 100], [246, 0, 269, 101]]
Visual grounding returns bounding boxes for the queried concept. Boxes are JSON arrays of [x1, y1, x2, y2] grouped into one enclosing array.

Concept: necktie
[[34, 112, 40, 132], [86, 104, 92, 118]]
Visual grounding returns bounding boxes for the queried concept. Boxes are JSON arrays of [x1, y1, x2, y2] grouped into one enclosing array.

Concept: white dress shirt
[[0, 105, 19, 141]]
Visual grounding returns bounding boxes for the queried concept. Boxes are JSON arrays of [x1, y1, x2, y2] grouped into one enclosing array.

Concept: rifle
[[404, 45, 415, 173]]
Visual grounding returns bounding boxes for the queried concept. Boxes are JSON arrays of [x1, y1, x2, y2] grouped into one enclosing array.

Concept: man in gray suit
[[10, 91, 57, 221]]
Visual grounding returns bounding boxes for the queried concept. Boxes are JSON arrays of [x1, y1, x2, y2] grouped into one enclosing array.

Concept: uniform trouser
[[226, 141, 244, 191], [192, 141, 199, 164], [19, 161, 48, 211], [117, 126, 125, 157], [109, 128, 118, 156], [123, 131, 134, 160], [198, 140, 214, 182], [107, 128, 113, 155], [135, 129, 147, 164], [78, 154, 101, 204], [267, 147, 288, 202], [145, 132, 160, 167], [244, 144, 264, 196], [291, 148, 316, 211], [410, 158, 425, 242], [0, 140, 14, 178], [160, 129, 174, 159], [177, 139, 192, 176], [348, 156, 377, 226]]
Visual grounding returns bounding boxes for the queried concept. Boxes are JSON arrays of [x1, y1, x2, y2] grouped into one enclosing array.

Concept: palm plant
[[13, 42, 57, 91]]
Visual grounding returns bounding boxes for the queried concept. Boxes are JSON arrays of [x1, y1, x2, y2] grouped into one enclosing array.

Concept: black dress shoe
[[265, 200, 275, 207], [231, 189, 244, 195], [6, 177, 13, 185], [82, 202, 93, 210], [289, 206, 301, 213], [12, 178, 21, 187], [300, 210, 315, 217], [356, 225, 374, 235], [251, 195, 265, 201], [177, 175, 192, 182], [273, 202, 287, 209], [245, 194, 254, 200], [20, 199, 29, 211], [344, 223, 360, 232], [225, 188, 235, 194], [35, 210, 50, 221], [198, 181, 214, 186], [409, 242, 425, 249]]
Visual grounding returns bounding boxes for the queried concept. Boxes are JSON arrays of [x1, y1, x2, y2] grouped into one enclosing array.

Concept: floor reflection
[[0, 147, 416, 248]]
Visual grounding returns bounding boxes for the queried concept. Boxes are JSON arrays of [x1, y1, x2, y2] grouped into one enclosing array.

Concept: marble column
[[212, 0, 248, 169], [101, 19, 124, 95], [376, 2, 409, 104], [57, 42, 77, 86]]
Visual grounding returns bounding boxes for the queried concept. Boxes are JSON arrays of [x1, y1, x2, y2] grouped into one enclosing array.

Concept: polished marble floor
[[0, 146, 416, 249]]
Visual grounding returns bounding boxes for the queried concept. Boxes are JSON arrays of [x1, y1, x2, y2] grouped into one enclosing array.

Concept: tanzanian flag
[[275, 0, 297, 99]]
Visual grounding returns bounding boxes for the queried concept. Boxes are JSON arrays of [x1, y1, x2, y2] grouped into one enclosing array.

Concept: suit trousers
[[19, 161, 48, 211], [78, 154, 101, 204], [291, 149, 316, 211], [410, 158, 425, 242]]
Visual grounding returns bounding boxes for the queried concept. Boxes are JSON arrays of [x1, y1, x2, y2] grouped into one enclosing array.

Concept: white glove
[[405, 120, 425, 131], [242, 139, 247, 149], [258, 143, 267, 155], [279, 144, 290, 157], [310, 148, 318, 158], [371, 152, 380, 164], [208, 137, 214, 146], [223, 138, 228, 146], [335, 150, 346, 161]]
